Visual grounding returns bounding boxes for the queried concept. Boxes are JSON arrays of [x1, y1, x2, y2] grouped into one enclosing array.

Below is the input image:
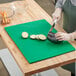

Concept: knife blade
[[50, 19, 57, 32]]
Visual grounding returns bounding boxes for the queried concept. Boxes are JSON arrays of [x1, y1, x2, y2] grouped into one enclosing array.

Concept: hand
[[52, 8, 62, 21], [55, 32, 74, 41]]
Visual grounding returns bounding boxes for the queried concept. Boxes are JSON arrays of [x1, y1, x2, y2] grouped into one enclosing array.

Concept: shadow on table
[[0, 59, 10, 76], [0, 0, 21, 4]]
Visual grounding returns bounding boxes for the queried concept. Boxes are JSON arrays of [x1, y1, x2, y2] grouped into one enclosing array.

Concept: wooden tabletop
[[0, 0, 76, 76]]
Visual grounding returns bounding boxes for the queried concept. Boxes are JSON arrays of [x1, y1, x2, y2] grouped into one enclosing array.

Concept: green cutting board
[[5, 19, 75, 63]]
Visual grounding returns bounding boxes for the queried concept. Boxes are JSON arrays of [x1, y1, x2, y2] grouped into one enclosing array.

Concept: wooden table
[[0, 0, 76, 76]]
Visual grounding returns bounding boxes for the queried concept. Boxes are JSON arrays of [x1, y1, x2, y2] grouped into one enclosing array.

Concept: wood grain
[[0, 0, 76, 76]]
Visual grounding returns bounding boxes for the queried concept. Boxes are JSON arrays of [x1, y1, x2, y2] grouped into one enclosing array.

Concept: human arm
[[55, 31, 76, 41], [52, 0, 63, 21]]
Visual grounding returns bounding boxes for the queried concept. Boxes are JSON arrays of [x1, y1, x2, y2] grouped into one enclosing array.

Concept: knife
[[50, 19, 57, 32]]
